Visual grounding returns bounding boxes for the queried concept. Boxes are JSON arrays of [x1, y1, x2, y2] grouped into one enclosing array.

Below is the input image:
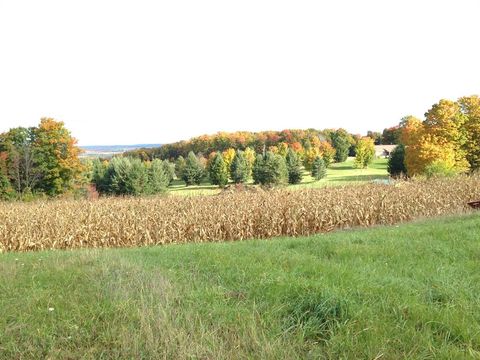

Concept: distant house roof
[[374, 145, 397, 156]]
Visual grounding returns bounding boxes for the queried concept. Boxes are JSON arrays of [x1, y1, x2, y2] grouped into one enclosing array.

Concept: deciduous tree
[[354, 137, 375, 169], [34, 118, 84, 195], [459, 95, 480, 170]]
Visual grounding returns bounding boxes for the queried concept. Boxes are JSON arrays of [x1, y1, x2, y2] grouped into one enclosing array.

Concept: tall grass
[[1, 175, 479, 252]]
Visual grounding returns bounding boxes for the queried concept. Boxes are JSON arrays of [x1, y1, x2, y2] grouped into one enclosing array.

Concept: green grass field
[[169, 157, 389, 195], [1, 213, 479, 359]]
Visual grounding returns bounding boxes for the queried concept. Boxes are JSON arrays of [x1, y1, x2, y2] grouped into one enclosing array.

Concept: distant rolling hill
[[80, 144, 161, 158]]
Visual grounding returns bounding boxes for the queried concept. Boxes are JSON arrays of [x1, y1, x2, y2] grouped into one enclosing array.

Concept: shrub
[[182, 152, 205, 186], [0, 172, 14, 200], [424, 160, 457, 178], [311, 156, 327, 180], [209, 153, 228, 187], [230, 150, 249, 184], [252, 152, 288, 186], [387, 144, 407, 177], [286, 148, 303, 184]]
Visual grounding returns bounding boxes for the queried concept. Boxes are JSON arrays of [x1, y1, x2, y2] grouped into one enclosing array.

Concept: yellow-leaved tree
[[243, 147, 256, 179], [424, 99, 469, 172], [34, 118, 84, 195], [401, 112, 465, 176], [222, 148, 236, 174], [459, 95, 480, 170], [354, 137, 375, 169]]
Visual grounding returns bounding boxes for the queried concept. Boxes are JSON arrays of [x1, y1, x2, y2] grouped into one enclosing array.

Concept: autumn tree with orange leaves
[[400, 95, 480, 176], [0, 118, 83, 196]]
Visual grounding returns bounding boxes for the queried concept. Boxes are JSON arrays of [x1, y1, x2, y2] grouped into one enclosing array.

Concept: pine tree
[[311, 156, 327, 181], [107, 157, 132, 195], [182, 151, 204, 186], [148, 159, 169, 194], [230, 150, 249, 184], [175, 156, 186, 179], [252, 152, 288, 185], [387, 144, 407, 177], [91, 159, 108, 193], [285, 148, 303, 184], [252, 154, 265, 185], [162, 160, 175, 185], [330, 129, 352, 163], [209, 153, 228, 187], [127, 158, 150, 195]]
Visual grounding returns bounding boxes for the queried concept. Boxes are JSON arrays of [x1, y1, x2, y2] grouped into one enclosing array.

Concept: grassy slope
[[169, 157, 389, 195], [1, 213, 479, 359]]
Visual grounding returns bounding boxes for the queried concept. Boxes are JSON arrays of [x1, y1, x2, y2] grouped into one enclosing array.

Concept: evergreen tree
[[387, 144, 407, 177], [162, 160, 175, 185], [330, 129, 351, 163], [126, 158, 150, 195], [311, 156, 327, 181], [209, 153, 228, 187], [91, 159, 108, 193], [252, 152, 288, 185], [106, 157, 131, 195], [252, 154, 265, 185], [148, 159, 169, 194], [285, 148, 303, 184], [174, 156, 186, 179], [182, 151, 204, 186], [230, 150, 249, 184]]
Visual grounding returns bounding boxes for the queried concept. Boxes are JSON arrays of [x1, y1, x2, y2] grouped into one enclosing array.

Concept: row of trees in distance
[[2, 94, 477, 199], [125, 127, 386, 163]]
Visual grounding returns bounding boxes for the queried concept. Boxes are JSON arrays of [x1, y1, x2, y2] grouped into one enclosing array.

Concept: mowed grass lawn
[[169, 157, 389, 195], [1, 213, 479, 359]]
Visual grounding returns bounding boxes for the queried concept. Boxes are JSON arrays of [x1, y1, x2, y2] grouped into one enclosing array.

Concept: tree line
[[125, 127, 389, 162], [2, 94, 477, 199]]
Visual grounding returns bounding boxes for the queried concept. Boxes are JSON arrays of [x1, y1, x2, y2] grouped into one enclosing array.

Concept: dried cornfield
[[1, 176, 480, 252]]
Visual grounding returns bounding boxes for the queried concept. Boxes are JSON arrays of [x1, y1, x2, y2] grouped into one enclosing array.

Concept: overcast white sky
[[1, 1, 479, 145]]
